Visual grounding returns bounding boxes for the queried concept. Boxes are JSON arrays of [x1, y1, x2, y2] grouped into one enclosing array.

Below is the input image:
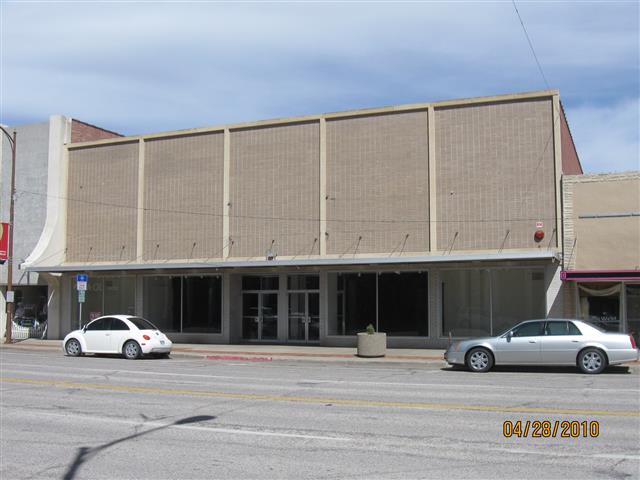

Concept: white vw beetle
[[63, 315, 172, 359]]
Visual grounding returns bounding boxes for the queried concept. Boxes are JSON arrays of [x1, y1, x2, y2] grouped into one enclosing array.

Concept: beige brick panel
[[229, 122, 320, 258], [67, 142, 138, 262], [435, 99, 556, 250], [326, 111, 429, 255], [144, 132, 224, 261]]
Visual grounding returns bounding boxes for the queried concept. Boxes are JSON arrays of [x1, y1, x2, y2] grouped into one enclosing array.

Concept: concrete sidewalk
[[0, 339, 447, 363]]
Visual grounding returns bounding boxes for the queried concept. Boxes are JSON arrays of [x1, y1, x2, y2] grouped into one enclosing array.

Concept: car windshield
[[127, 317, 158, 331]]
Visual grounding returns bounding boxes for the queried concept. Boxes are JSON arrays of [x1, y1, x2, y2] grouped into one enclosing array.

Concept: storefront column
[[319, 271, 330, 343], [428, 270, 440, 341], [277, 273, 287, 342], [221, 272, 231, 343], [227, 273, 242, 343], [545, 264, 563, 317]]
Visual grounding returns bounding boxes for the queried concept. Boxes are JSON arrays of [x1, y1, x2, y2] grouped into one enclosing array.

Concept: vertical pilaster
[[223, 128, 231, 258], [428, 106, 437, 252], [552, 95, 563, 252], [136, 139, 145, 262], [319, 118, 327, 256]]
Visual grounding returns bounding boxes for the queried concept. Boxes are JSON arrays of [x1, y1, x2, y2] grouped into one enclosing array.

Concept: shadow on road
[[441, 365, 632, 374], [63, 415, 216, 480]]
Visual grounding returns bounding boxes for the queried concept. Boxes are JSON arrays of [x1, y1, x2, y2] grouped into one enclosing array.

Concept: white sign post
[[76, 274, 88, 329]]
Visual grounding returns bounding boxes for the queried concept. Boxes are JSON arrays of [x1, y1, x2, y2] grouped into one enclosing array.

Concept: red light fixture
[[534, 230, 545, 241], [143, 335, 151, 340]]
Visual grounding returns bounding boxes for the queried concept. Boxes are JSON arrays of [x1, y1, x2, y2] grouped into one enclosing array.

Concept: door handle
[[571, 340, 579, 343], [528, 340, 536, 343]]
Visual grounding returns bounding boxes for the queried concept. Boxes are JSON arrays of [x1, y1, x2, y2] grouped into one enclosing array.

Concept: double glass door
[[288, 292, 319, 343], [242, 292, 278, 341]]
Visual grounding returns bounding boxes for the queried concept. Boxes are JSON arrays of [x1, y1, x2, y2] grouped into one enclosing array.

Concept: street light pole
[[1, 126, 17, 344]]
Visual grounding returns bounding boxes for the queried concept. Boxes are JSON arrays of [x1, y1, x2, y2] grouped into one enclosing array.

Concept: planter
[[357, 332, 387, 358]]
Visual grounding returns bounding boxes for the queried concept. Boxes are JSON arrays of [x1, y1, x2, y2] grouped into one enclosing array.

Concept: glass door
[[260, 293, 278, 340], [288, 292, 320, 343], [242, 293, 260, 340], [242, 292, 278, 341]]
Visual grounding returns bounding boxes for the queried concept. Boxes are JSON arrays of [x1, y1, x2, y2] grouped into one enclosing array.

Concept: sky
[[1, 1, 638, 173]]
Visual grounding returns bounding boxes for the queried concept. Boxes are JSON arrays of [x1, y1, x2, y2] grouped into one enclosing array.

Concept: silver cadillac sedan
[[444, 319, 638, 374]]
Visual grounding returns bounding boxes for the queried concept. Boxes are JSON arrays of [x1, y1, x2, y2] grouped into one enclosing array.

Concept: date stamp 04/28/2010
[[503, 420, 600, 438]]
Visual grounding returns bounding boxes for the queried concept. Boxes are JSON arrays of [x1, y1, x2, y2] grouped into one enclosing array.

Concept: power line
[[512, 0, 550, 89], [15, 188, 557, 225]]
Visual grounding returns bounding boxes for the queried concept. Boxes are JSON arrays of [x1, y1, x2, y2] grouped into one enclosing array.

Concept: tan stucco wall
[[67, 142, 138, 262], [326, 111, 430, 255], [229, 122, 320, 258], [144, 132, 224, 261], [59, 91, 560, 266], [435, 98, 556, 251], [564, 173, 640, 270]]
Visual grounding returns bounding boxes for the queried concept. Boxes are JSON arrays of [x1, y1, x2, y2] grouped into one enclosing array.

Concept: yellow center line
[[2, 376, 638, 417]]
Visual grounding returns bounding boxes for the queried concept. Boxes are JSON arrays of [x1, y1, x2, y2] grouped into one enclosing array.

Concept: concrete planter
[[357, 332, 387, 358]]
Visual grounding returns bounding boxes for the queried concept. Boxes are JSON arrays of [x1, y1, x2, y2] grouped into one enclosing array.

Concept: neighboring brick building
[[561, 172, 640, 344], [19, 89, 633, 349]]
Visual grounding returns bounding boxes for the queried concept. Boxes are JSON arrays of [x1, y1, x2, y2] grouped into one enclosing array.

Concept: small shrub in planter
[[357, 324, 386, 358]]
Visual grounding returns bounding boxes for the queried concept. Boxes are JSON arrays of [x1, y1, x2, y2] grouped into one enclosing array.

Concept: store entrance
[[288, 292, 319, 343], [242, 292, 278, 341]]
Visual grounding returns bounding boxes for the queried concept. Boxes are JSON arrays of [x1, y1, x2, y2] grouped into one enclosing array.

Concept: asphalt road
[[1, 349, 638, 480]]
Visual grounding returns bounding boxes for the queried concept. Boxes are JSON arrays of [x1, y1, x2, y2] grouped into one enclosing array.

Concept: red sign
[[0, 222, 8, 263]]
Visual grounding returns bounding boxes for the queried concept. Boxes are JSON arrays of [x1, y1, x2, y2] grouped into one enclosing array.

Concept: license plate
[[160, 340, 165, 345]]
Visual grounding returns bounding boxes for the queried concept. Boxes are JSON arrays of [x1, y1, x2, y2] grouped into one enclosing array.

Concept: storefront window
[[626, 285, 640, 345], [378, 272, 428, 336], [143, 276, 181, 332], [332, 273, 376, 335], [182, 276, 222, 333], [103, 277, 136, 316], [442, 270, 491, 337], [492, 269, 545, 335], [143, 275, 222, 333], [328, 272, 428, 336], [441, 268, 545, 337], [578, 283, 621, 332]]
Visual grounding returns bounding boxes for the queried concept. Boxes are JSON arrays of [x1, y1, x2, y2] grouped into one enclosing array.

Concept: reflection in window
[[143, 276, 181, 332], [492, 269, 545, 335], [378, 272, 428, 336], [183, 276, 222, 333], [627, 285, 640, 346], [331, 273, 376, 335], [442, 270, 490, 337]]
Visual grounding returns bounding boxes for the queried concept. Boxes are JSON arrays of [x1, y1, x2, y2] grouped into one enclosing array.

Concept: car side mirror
[[506, 331, 512, 342]]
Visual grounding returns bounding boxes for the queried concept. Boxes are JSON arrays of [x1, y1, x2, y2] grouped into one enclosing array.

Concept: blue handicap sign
[[76, 274, 88, 282]]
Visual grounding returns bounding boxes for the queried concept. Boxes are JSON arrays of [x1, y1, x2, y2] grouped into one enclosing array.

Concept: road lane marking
[[1, 363, 638, 393], [1, 407, 352, 442], [2, 376, 639, 417]]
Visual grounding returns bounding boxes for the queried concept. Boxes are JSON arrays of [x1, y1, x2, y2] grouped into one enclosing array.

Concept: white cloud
[[566, 98, 639, 173]]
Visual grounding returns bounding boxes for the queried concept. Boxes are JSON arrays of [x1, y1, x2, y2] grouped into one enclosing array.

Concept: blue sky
[[1, 1, 638, 173]]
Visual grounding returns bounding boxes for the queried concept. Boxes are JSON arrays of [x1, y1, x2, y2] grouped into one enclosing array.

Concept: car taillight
[[630, 335, 637, 349], [143, 335, 151, 340]]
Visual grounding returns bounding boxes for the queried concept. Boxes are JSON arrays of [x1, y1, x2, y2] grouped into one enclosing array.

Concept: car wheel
[[123, 340, 142, 360], [578, 348, 607, 374], [65, 338, 82, 357], [466, 347, 493, 373]]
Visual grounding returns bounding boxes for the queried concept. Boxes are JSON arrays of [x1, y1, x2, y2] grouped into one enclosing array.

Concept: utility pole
[[1, 126, 17, 344]]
